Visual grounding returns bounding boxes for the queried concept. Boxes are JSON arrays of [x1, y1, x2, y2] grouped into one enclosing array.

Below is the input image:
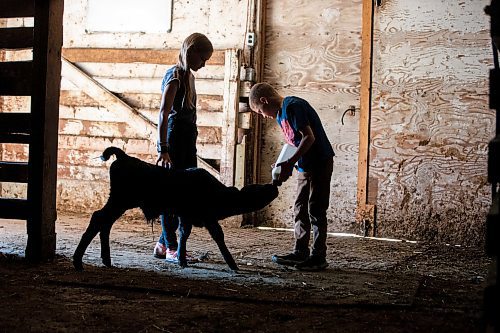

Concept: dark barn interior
[[1, 0, 498, 332]]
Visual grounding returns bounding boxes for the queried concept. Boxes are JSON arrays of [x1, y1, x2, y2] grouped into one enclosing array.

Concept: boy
[[249, 82, 334, 271]]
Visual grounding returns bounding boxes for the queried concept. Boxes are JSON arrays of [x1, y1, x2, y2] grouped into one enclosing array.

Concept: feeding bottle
[[272, 143, 297, 181]]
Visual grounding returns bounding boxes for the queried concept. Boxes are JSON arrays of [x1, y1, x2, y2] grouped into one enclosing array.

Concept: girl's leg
[[157, 121, 197, 256], [160, 213, 179, 250]]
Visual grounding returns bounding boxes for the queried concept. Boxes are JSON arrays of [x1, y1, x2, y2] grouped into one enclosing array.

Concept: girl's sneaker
[[164, 248, 178, 262], [153, 242, 167, 259], [164, 249, 197, 263]]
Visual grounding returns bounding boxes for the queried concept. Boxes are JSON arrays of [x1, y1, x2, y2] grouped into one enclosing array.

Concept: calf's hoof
[[73, 258, 84, 271], [102, 257, 112, 268], [178, 259, 188, 268]]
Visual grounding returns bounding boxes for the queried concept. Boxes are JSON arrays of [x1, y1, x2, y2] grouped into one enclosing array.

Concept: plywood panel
[[370, 0, 493, 245], [63, 0, 249, 49], [259, 0, 362, 232]]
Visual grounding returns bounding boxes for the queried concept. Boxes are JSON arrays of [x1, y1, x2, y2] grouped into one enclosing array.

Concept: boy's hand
[[277, 159, 293, 182]]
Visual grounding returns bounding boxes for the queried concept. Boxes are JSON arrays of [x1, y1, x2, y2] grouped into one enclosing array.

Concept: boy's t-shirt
[[277, 96, 335, 172], [161, 66, 197, 124]]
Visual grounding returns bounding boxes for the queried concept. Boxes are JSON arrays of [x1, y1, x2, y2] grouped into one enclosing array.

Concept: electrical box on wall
[[246, 32, 255, 47]]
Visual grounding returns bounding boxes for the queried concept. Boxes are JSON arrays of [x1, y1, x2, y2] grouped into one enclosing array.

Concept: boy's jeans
[[293, 157, 333, 258]]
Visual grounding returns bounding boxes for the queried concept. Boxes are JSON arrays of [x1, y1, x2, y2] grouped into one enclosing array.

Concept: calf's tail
[[101, 146, 127, 161]]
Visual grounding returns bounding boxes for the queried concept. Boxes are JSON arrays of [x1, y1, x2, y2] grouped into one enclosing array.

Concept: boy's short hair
[[249, 82, 279, 110]]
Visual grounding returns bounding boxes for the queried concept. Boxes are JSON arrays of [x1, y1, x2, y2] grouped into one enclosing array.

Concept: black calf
[[73, 147, 278, 271]]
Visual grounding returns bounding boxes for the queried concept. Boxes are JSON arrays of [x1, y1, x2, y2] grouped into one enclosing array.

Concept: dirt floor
[[0, 214, 493, 333]]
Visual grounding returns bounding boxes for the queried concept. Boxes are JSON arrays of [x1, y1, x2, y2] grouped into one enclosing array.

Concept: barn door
[[259, 0, 364, 232]]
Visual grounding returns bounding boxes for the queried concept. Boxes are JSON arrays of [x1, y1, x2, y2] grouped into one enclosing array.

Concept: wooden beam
[[0, 27, 34, 49], [220, 49, 241, 186], [61, 57, 220, 178], [356, 0, 376, 234], [0, 133, 30, 144], [234, 136, 246, 189], [252, 0, 266, 185], [0, 161, 29, 183], [0, 112, 31, 134], [82, 77, 224, 96], [62, 48, 226, 66], [0, 0, 35, 18], [0, 198, 29, 220], [0, 61, 33, 96], [25, 0, 64, 261]]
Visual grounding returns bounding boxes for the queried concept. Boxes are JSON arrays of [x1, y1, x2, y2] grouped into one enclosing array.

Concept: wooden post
[[220, 49, 241, 186], [251, 0, 266, 184], [25, 0, 64, 261], [356, 0, 376, 234]]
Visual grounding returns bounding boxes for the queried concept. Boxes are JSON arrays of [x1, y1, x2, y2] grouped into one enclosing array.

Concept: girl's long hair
[[173, 33, 213, 110]]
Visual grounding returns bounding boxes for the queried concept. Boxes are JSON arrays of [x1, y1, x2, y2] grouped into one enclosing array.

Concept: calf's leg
[[73, 200, 125, 270], [206, 221, 238, 271], [177, 220, 192, 268]]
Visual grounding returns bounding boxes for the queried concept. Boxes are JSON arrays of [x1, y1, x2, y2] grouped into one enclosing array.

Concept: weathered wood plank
[[0, 161, 29, 183], [196, 143, 222, 160], [198, 126, 221, 144], [118, 93, 223, 112], [356, 0, 375, 229], [0, 112, 31, 134], [58, 118, 147, 139], [56, 135, 222, 162], [57, 135, 155, 156], [0, 0, 35, 18], [62, 48, 225, 66], [0, 27, 33, 49], [0, 96, 31, 112], [0, 198, 29, 220], [91, 77, 225, 96], [76, 62, 225, 80], [0, 61, 33, 96], [0, 133, 30, 144], [59, 90, 97, 107], [220, 49, 240, 186], [251, 0, 267, 188], [56, 178, 109, 213]]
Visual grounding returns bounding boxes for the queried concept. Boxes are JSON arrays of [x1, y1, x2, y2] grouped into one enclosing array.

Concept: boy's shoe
[[164, 249, 197, 264], [153, 242, 167, 259], [295, 255, 328, 271], [271, 252, 308, 266]]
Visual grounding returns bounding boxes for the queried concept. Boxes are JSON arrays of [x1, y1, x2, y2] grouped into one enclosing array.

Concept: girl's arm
[[157, 80, 179, 167], [277, 125, 315, 182]]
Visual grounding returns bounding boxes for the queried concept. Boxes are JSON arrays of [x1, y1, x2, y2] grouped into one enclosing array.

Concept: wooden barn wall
[[370, 0, 494, 245], [258, 0, 363, 232], [0, 1, 248, 214]]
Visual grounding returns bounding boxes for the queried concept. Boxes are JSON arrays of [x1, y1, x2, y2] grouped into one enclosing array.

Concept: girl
[[153, 33, 214, 262]]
